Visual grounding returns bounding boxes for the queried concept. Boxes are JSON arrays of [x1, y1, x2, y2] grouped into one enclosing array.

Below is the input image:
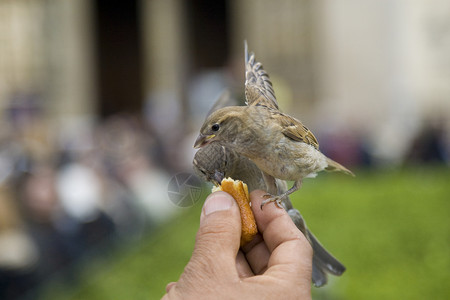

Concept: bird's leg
[[261, 179, 302, 209], [261, 172, 278, 195], [260, 172, 284, 209]]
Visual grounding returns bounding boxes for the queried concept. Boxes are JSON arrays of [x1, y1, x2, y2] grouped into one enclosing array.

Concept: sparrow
[[193, 142, 346, 287], [194, 42, 354, 208]]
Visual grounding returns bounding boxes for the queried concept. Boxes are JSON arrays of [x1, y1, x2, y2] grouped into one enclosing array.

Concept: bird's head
[[193, 143, 229, 186], [193, 106, 244, 149]]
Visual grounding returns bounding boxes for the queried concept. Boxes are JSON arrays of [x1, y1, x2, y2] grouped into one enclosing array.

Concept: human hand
[[162, 190, 312, 300]]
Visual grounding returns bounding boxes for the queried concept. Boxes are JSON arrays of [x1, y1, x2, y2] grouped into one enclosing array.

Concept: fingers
[[248, 190, 312, 281], [191, 192, 242, 277], [241, 233, 270, 274], [165, 192, 243, 298], [236, 250, 254, 278], [165, 190, 313, 299], [165, 282, 176, 293], [250, 190, 310, 251]]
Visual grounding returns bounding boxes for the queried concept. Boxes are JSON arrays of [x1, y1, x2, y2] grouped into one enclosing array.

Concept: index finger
[[250, 190, 312, 279]]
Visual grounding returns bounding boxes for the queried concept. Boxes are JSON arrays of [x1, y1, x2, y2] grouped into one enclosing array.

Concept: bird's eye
[[211, 123, 220, 131]]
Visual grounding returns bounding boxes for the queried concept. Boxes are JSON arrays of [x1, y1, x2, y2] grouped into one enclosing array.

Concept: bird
[[194, 42, 354, 208], [193, 141, 346, 287]]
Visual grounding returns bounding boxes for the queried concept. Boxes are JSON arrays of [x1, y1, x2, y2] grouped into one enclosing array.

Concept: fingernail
[[203, 192, 233, 216]]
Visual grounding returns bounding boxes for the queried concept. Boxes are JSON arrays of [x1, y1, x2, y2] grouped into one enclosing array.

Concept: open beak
[[193, 134, 216, 149], [213, 170, 224, 185]]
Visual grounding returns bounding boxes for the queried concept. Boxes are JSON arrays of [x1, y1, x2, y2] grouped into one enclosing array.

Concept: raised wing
[[206, 89, 238, 116], [244, 41, 279, 110], [272, 111, 319, 149]]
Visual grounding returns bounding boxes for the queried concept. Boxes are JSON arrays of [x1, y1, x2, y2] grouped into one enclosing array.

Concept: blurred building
[[0, 0, 449, 165]]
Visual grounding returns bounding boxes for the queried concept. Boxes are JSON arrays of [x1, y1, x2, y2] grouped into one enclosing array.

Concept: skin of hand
[[162, 191, 313, 300], [194, 43, 353, 207], [193, 142, 346, 287]]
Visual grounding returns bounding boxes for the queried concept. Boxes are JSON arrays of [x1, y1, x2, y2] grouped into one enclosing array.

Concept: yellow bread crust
[[212, 177, 258, 246]]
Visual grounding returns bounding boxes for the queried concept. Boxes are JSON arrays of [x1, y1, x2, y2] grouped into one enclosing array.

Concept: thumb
[[168, 192, 242, 297], [192, 191, 241, 275]]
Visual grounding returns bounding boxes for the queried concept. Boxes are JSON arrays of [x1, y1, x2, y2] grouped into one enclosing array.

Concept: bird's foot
[[261, 194, 284, 210]]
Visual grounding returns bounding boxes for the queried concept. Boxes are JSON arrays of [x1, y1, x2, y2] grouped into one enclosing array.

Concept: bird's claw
[[261, 194, 284, 210]]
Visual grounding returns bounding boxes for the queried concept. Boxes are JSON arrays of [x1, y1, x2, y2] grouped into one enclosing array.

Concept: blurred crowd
[[0, 96, 181, 299], [0, 91, 449, 300]]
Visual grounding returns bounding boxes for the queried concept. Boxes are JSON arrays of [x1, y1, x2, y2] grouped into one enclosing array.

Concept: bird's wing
[[206, 89, 238, 116], [244, 41, 279, 110], [273, 111, 319, 149]]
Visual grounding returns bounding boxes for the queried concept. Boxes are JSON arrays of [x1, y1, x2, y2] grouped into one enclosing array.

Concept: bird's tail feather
[[308, 229, 346, 276], [312, 259, 328, 287], [325, 157, 355, 176], [286, 205, 346, 287]]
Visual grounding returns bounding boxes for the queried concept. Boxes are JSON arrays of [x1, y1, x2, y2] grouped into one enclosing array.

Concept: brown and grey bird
[[193, 142, 346, 287], [194, 42, 354, 208]]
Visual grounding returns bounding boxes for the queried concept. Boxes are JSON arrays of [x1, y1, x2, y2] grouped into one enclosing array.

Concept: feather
[[272, 112, 320, 149], [244, 41, 279, 110]]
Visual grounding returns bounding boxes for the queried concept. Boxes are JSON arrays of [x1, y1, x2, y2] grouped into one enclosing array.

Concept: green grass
[[41, 167, 450, 300]]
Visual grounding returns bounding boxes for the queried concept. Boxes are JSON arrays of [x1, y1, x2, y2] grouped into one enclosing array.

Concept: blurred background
[[0, 0, 449, 299]]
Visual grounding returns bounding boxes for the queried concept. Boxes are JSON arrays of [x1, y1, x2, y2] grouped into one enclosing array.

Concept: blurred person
[[56, 160, 103, 224], [318, 129, 373, 168], [14, 159, 118, 297], [144, 90, 183, 170], [54, 115, 146, 241], [406, 120, 449, 164], [163, 191, 312, 300], [96, 170, 147, 241], [6, 94, 56, 166], [0, 184, 39, 300], [55, 158, 117, 251], [96, 115, 176, 226], [116, 151, 176, 226], [13, 165, 79, 297]]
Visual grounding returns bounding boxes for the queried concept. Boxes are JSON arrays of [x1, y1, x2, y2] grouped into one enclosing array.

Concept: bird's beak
[[213, 171, 224, 185], [193, 134, 216, 149]]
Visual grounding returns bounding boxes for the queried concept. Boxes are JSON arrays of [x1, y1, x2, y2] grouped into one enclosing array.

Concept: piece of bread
[[212, 177, 258, 246]]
